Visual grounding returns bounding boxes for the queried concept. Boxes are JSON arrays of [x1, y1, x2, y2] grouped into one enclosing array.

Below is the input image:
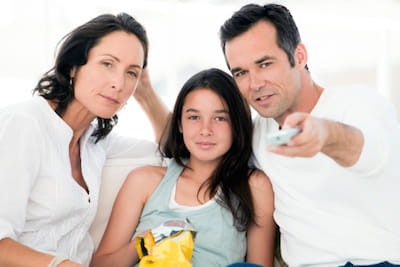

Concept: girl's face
[[180, 88, 233, 164], [71, 30, 144, 119]]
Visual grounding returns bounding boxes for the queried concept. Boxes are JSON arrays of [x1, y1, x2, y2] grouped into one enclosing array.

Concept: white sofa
[[89, 157, 160, 249]]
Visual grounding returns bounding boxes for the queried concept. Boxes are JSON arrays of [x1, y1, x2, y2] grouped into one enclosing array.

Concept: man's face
[[225, 20, 303, 123]]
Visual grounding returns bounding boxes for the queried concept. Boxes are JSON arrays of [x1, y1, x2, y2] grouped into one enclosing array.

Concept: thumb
[[282, 112, 307, 130]]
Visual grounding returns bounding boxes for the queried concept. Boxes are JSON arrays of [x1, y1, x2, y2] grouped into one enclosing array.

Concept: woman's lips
[[100, 94, 119, 104]]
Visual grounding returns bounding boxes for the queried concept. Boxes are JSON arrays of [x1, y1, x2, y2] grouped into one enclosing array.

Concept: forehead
[[224, 20, 280, 67], [183, 88, 227, 109], [89, 30, 144, 66]]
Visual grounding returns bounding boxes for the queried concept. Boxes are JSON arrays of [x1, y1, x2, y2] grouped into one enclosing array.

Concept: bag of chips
[[135, 218, 197, 267]]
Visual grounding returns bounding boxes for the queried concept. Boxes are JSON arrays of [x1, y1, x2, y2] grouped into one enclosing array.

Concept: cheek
[[236, 83, 250, 100], [221, 125, 233, 145], [121, 82, 138, 102]]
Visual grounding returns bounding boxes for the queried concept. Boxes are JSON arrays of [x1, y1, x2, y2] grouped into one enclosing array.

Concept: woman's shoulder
[[0, 98, 47, 139], [0, 97, 52, 132], [1, 98, 34, 118]]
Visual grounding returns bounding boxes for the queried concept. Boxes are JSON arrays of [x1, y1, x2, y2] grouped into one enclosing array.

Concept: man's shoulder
[[324, 85, 382, 100], [253, 115, 276, 133]]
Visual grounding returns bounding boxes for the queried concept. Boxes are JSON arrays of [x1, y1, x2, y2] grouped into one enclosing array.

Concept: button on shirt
[[0, 96, 160, 266]]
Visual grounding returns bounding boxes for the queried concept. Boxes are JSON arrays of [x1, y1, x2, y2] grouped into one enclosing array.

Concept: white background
[[1, 0, 399, 141]]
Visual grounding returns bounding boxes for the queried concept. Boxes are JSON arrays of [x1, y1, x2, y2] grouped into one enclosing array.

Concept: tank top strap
[[142, 159, 185, 211], [163, 159, 185, 183]]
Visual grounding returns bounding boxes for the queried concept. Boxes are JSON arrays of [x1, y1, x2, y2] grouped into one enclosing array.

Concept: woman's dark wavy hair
[[33, 13, 149, 142], [160, 68, 255, 231], [220, 3, 308, 70]]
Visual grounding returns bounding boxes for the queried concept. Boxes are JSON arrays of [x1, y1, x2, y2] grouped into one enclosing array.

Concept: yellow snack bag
[[135, 219, 196, 267]]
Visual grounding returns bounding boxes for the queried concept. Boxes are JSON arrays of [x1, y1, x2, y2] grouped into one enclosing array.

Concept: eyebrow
[[185, 108, 229, 114], [230, 55, 276, 74], [255, 55, 275, 64], [102, 54, 142, 69]]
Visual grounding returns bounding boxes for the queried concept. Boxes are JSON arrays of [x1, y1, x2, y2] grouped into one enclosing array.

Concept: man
[[220, 3, 400, 267]]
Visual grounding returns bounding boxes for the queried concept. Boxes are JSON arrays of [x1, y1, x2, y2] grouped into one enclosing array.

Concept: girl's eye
[[215, 116, 228, 121], [188, 115, 199, 120], [102, 62, 112, 67]]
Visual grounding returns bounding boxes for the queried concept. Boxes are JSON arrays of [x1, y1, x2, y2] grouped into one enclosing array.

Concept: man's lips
[[256, 93, 274, 102]]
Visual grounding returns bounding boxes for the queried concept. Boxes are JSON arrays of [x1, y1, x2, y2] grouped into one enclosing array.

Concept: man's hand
[[267, 112, 364, 167]]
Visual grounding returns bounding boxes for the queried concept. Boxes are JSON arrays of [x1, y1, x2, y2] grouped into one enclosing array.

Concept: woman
[[91, 68, 276, 267], [0, 13, 168, 266]]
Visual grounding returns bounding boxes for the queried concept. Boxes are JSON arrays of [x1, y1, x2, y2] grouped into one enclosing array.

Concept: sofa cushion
[[89, 157, 161, 250]]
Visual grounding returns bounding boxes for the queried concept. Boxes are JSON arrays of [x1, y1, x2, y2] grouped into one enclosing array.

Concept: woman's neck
[[47, 99, 95, 145]]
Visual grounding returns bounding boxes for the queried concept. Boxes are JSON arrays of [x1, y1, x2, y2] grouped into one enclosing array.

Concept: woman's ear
[[70, 66, 77, 79], [294, 43, 308, 69]]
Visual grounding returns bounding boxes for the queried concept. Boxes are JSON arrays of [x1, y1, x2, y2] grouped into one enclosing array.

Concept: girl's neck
[[184, 158, 219, 183]]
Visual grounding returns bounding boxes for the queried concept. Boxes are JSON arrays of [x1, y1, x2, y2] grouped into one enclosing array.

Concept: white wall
[[1, 0, 399, 141]]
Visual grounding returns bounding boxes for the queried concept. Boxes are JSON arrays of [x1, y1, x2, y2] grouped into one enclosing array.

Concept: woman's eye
[[127, 71, 138, 78]]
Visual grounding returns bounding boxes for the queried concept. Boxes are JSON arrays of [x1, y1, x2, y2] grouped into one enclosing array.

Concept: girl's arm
[[90, 166, 164, 267], [246, 170, 276, 267]]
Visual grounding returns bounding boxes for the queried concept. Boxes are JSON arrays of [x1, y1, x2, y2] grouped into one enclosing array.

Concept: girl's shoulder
[[126, 165, 167, 187], [248, 168, 272, 190]]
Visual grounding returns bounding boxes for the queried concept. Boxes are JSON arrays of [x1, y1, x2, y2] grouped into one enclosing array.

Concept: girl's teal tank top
[[133, 159, 247, 267]]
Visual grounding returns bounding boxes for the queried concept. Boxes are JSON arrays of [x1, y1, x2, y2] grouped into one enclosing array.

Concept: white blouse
[[0, 96, 160, 266]]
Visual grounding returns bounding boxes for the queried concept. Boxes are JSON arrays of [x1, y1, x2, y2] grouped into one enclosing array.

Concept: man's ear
[[294, 43, 308, 69]]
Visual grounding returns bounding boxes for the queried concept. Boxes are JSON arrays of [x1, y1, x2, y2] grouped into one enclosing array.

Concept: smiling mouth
[[256, 94, 273, 101]]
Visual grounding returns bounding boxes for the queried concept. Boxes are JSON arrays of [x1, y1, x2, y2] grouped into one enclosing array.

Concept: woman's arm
[[246, 170, 276, 267], [134, 69, 170, 143], [90, 166, 164, 267], [0, 114, 84, 266], [0, 239, 83, 267]]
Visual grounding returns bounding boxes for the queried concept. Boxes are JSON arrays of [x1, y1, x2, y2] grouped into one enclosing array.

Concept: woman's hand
[[59, 260, 85, 267]]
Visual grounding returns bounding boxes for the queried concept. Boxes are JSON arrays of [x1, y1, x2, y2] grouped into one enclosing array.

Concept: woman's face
[[71, 30, 144, 119], [180, 88, 233, 164]]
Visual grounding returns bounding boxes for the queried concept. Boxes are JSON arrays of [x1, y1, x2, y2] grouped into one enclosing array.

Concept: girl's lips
[[197, 142, 215, 149]]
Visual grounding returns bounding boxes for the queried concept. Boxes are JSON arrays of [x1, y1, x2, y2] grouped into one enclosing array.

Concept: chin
[[96, 112, 117, 119]]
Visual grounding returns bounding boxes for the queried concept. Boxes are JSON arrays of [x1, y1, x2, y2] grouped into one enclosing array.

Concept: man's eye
[[261, 62, 271, 68], [234, 70, 246, 78]]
